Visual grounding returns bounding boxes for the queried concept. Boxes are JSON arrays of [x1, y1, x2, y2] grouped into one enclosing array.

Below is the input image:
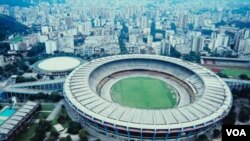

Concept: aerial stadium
[[32, 56, 84, 76], [63, 54, 232, 140]]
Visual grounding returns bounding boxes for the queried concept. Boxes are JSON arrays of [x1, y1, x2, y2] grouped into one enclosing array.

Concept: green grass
[[36, 112, 50, 119], [111, 77, 177, 109], [51, 107, 70, 128], [41, 104, 55, 111], [221, 68, 250, 78], [11, 35, 23, 42], [14, 123, 38, 141]]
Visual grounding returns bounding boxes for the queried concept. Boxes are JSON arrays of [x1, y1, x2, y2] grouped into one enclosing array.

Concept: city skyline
[[0, 0, 249, 141]]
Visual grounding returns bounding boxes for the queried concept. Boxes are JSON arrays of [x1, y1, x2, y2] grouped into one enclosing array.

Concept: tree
[[79, 129, 88, 141], [50, 92, 63, 102], [30, 132, 46, 141], [36, 74, 42, 79], [90, 31, 94, 36], [217, 72, 229, 78], [67, 121, 82, 134], [28, 92, 48, 101], [48, 130, 59, 141], [196, 134, 210, 141], [27, 43, 45, 57], [170, 47, 181, 58], [4, 64, 18, 75], [30, 119, 51, 141], [53, 50, 60, 54], [223, 106, 236, 125], [0, 43, 10, 54], [0, 15, 28, 41], [118, 22, 128, 54], [238, 106, 250, 123], [15, 59, 29, 72], [239, 88, 250, 98], [0, 66, 3, 75], [183, 51, 201, 63], [27, 57, 39, 64], [92, 53, 100, 58], [16, 76, 37, 83], [213, 129, 221, 138], [49, 75, 54, 80], [239, 74, 248, 80], [60, 135, 72, 141], [28, 92, 64, 102], [203, 46, 211, 53], [37, 119, 51, 131], [57, 114, 69, 124]]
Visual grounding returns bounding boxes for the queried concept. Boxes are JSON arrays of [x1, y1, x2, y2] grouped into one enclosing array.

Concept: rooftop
[[38, 57, 81, 72], [32, 56, 84, 74], [64, 54, 233, 130]]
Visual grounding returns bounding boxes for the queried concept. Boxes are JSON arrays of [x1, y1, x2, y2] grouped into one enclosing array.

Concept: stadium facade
[[63, 54, 232, 140], [201, 56, 250, 67]]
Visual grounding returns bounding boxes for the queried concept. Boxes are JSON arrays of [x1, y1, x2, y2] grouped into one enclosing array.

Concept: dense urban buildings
[[0, 0, 249, 58]]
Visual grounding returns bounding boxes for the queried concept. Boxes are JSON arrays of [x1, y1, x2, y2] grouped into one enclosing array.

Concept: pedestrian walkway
[[46, 100, 64, 121]]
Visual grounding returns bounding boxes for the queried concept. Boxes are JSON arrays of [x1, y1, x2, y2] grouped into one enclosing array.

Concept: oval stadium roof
[[64, 54, 232, 130], [33, 56, 84, 74]]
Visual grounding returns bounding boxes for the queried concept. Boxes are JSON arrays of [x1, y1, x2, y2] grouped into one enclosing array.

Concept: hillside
[[0, 0, 66, 7], [0, 15, 29, 41], [0, 0, 31, 7]]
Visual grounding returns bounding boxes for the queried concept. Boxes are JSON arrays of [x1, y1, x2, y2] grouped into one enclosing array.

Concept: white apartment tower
[[45, 40, 58, 54], [191, 36, 204, 52]]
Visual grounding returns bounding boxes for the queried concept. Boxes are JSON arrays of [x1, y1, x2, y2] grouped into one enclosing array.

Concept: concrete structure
[[178, 14, 188, 29], [41, 26, 51, 34], [0, 55, 4, 67], [45, 40, 58, 54], [214, 34, 229, 49], [32, 57, 84, 76], [160, 40, 171, 56], [64, 54, 232, 141], [9, 43, 19, 51], [236, 38, 250, 54], [147, 35, 153, 46], [84, 21, 93, 35], [0, 101, 40, 141], [223, 78, 250, 90], [191, 36, 204, 52], [201, 56, 250, 67], [58, 36, 74, 53], [0, 78, 65, 98], [140, 16, 149, 28], [39, 35, 49, 43], [234, 29, 250, 53], [215, 46, 233, 56]]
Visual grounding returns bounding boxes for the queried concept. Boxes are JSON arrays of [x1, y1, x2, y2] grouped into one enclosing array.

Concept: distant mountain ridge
[[0, 0, 31, 7], [0, 0, 66, 7], [0, 15, 29, 41]]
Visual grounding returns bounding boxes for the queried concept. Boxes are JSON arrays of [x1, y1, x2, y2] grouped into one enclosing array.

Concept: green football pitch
[[111, 77, 177, 109], [221, 68, 250, 78]]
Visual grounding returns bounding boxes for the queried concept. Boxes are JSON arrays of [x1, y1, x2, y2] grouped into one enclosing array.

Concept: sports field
[[221, 68, 250, 78], [111, 77, 177, 109]]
